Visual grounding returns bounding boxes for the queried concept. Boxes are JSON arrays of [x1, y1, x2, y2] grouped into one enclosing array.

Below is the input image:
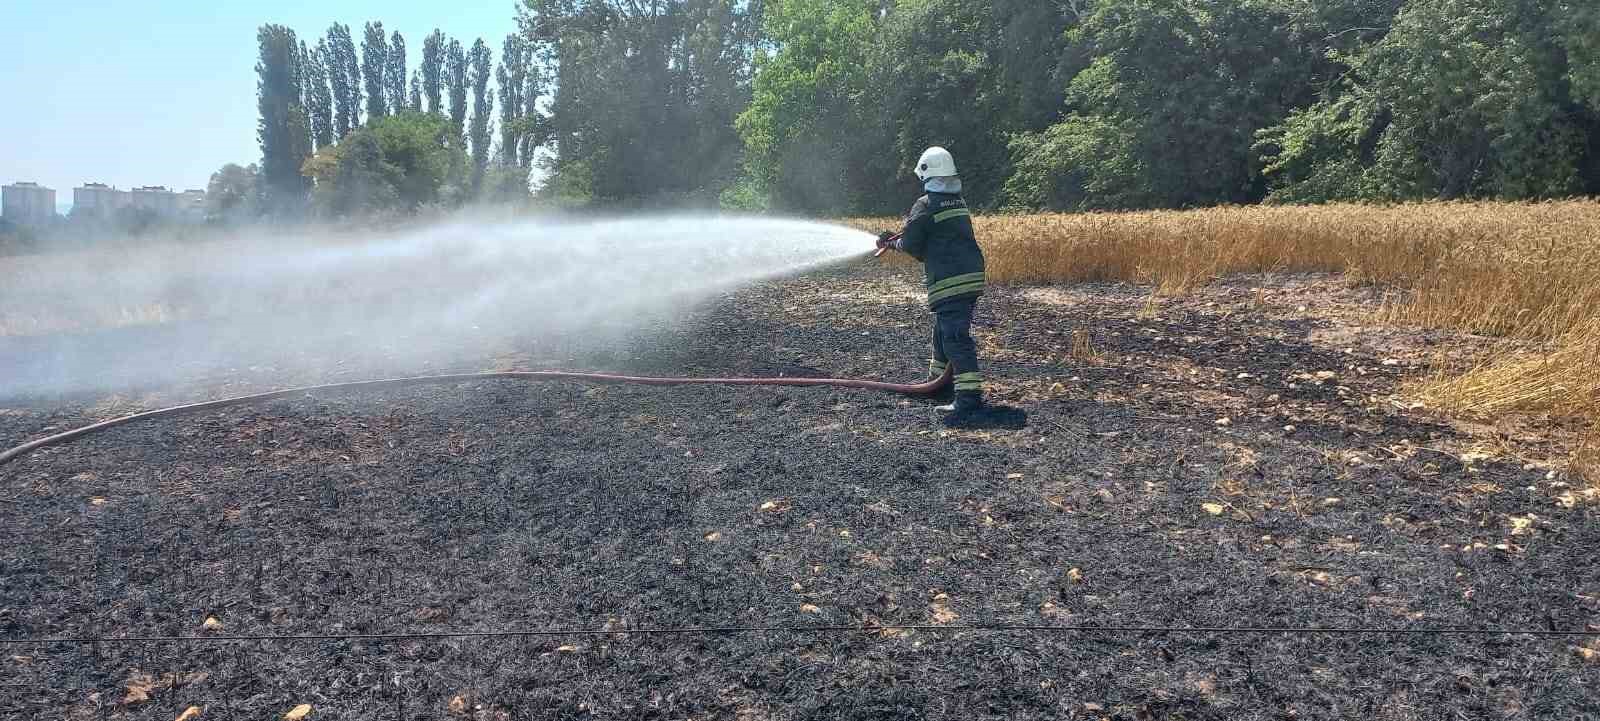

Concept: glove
[[876, 230, 896, 250]]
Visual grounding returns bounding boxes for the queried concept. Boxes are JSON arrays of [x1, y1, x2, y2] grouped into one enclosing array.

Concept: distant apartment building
[[178, 189, 207, 220], [70, 182, 206, 222], [70, 183, 206, 222], [130, 185, 179, 215], [2, 181, 57, 226], [73, 182, 131, 217]]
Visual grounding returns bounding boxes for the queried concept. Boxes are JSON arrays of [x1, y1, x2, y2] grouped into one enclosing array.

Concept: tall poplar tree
[[497, 34, 529, 167], [361, 21, 389, 120], [256, 24, 312, 214], [326, 23, 361, 136], [305, 40, 336, 149], [445, 38, 469, 133], [467, 38, 494, 190], [421, 29, 445, 114], [385, 30, 408, 114]]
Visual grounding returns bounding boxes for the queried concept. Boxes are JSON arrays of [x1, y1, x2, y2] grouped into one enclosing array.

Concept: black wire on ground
[[3, 623, 1598, 646]]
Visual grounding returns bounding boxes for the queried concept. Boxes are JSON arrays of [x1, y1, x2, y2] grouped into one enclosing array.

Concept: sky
[[0, 1, 522, 212]]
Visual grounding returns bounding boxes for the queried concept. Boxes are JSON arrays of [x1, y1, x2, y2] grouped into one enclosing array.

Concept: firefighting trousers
[[928, 297, 982, 394]]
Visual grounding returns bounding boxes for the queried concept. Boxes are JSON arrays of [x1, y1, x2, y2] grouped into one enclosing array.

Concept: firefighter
[[877, 146, 986, 418]]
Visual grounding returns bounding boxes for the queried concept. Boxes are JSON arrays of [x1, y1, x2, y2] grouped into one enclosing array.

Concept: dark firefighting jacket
[[895, 191, 985, 308]]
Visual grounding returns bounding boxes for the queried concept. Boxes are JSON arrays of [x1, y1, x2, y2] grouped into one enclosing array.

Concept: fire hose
[[1, 240, 936, 469], [0, 369, 953, 468]]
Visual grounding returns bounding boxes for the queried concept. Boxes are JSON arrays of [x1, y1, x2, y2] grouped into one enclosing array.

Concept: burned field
[[2, 260, 1598, 720]]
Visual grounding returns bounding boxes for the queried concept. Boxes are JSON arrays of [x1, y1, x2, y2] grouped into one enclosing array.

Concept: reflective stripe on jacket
[[895, 191, 986, 308]]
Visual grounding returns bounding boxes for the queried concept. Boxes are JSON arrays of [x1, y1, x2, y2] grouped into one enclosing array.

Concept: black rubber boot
[[927, 373, 955, 402], [937, 391, 983, 416]]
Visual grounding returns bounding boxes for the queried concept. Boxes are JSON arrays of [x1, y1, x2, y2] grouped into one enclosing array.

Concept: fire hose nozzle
[[874, 232, 900, 258]]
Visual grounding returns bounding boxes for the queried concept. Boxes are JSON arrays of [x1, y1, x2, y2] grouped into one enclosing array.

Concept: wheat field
[[847, 201, 1600, 434]]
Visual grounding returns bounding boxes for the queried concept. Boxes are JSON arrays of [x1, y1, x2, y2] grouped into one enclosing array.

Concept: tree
[[467, 38, 495, 191], [318, 130, 401, 216], [300, 143, 341, 192], [305, 40, 336, 150], [205, 163, 260, 222], [326, 23, 362, 136], [736, 0, 879, 212], [371, 111, 464, 208], [864, 0, 1039, 210], [386, 30, 408, 115], [991, 0, 1077, 129], [110, 206, 163, 236], [1257, 0, 1592, 202], [0, 217, 39, 254], [1557, 1, 1600, 192], [498, 33, 530, 168], [409, 69, 424, 112], [1560, 1, 1600, 109], [522, 0, 764, 204], [1004, 114, 1139, 210], [736, 0, 1069, 213], [256, 24, 312, 215], [361, 21, 389, 120], [480, 165, 532, 203], [1004, 0, 1321, 210], [519, 32, 544, 170], [421, 29, 446, 114], [303, 111, 466, 215], [444, 38, 469, 132]]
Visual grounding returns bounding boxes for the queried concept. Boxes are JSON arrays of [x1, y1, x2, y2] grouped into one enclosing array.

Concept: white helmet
[[915, 146, 958, 180]]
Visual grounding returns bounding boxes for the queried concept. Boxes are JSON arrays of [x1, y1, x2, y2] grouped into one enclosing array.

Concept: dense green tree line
[[247, 1, 1600, 221], [735, 0, 1600, 214]]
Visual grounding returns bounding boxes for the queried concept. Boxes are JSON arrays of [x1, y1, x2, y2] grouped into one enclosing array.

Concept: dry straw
[[848, 200, 1600, 429]]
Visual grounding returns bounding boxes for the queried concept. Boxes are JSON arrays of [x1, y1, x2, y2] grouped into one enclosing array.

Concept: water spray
[[0, 220, 951, 468], [2, 216, 887, 397]]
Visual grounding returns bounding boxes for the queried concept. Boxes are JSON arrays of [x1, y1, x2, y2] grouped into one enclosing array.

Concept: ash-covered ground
[[2, 259, 1597, 720]]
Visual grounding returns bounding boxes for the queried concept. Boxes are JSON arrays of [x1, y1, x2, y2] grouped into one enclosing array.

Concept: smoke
[[0, 216, 876, 400]]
